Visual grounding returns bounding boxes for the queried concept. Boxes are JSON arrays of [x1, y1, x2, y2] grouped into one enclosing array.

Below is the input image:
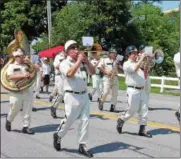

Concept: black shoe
[[20, 108, 23, 111], [97, 98, 100, 102], [138, 125, 152, 138], [53, 133, 61, 151], [175, 111, 180, 122], [116, 118, 124, 134], [5, 120, 11, 131], [78, 144, 93, 158], [110, 104, 115, 112], [98, 100, 103, 111], [49, 95, 53, 102], [88, 93, 92, 101], [40, 87, 43, 93], [148, 107, 154, 111], [32, 107, 37, 112], [36, 95, 41, 99], [22, 127, 35, 135], [51, 107, 57, 118]]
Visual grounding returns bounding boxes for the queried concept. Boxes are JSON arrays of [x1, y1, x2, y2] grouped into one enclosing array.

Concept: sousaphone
[[1, 30, 37, 92]]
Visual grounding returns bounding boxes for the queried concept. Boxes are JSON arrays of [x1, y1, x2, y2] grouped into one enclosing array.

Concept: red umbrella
[[38, 45, 64, 58]]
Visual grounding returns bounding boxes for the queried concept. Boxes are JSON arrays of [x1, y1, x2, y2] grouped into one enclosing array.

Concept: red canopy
[[38, 45, 64, 58]]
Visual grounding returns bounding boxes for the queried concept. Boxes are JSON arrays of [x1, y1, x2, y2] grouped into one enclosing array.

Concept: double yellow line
[[1, 93, 180, 132]]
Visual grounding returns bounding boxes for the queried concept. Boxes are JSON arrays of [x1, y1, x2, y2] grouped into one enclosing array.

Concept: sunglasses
[[15, 55, 24, 58], [68, 45, 78, 50]]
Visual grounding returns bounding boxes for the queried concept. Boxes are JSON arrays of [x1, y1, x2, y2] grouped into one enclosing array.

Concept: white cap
[[12, 48, 24, 57], [43, 57, 48, 60], [64, 40, 77, 52]]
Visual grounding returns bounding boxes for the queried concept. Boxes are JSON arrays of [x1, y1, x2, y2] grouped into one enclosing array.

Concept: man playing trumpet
[[116, 45, 152, 138], [53, 40, 95, 158]]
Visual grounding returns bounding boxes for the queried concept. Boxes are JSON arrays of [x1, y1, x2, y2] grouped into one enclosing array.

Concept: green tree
[[133, 3, 179, 76], [0, 0, 67, 53]]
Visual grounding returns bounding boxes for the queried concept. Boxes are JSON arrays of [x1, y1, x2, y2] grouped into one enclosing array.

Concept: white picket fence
[[117, 73, 180, 93]]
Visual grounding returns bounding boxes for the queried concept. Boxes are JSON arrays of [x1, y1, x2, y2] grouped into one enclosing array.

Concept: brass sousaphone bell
[[1, 30, 37, 92]]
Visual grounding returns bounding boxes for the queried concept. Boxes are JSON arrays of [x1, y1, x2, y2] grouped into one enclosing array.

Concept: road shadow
[[90, 114, 109, 120], [1, 113, 7, 118], [0, 100, 9, 103], [121, 131, 140, 136], [1, 92, 9, 94], [148, 107, 175, 111], [31, 124, 74, 133], [32, 106, 51, 112], [31, 124, 60, 133], [148, 128, 180, 135], [103, 109, 126, 113], [89, 142, 154, 158]]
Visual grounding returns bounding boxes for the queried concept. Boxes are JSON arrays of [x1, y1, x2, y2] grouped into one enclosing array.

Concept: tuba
[[140, 48, 164, 71], [1, 30, 37, 92]]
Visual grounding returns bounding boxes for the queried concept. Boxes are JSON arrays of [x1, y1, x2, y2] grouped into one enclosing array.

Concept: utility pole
[[47, 0, 52, 48]]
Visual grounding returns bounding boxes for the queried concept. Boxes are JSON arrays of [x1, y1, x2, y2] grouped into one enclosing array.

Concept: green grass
[[88, 76, 180, 96], [118, 77, 180, 96]]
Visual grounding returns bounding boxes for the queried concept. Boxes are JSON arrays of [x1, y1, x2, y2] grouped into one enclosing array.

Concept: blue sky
[[153, 1, 180, 11]]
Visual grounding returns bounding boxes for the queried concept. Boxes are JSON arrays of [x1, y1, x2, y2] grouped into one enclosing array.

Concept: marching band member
[[138, 45, 152, 110], [34, 60, 43, 99], [116, 45, 152, 138], [41, 57, 51, 93], [88, 44, 103, 101], [50, 51, 66, 118], [53, 40, 95, 158], [97, 47, 121, 112], [173, 50, 180, 122], [5, 49, 35, 134], [49, 51, 66, 102]]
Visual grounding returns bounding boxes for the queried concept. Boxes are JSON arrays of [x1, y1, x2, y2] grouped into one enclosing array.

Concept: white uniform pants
[[51, 74, 61, 97], [101, 76, 119, 106], [34, 71, 41, 97], [7, 90, 33, 127], [120, 87, 148, 125], [57, 92, 90, 145], [52, 75, 64, 108], [144, 78, 151, 103], [90, 75, 103, 98]]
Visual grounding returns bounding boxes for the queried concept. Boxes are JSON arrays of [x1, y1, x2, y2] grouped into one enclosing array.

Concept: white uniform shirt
[[42, 63, 51, 75], [7, 62, 29, 85], [59, 56, 87, 92], [91, 59, 100, 75], [53, 53, 65, 75], [123, 59, 145, 87], [97, 57, 118, 79], [173, 52, 180, 78], [7, 61, 34, 96]]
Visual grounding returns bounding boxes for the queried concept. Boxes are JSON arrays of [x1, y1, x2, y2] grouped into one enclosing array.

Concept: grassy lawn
[[118, 77, 180, 96], [88, 76, 180, 96]]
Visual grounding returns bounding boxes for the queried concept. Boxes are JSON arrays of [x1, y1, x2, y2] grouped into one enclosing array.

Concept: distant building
[[163, 8, 179, 14]]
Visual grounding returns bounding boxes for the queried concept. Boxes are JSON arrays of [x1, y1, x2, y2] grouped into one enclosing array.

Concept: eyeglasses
[[15, 55, 24, 58], [68, 45, 78, 50]]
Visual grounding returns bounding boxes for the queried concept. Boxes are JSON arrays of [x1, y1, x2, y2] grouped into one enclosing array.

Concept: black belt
[[65, 90, 86, 94], [127, 86, 144, 90]]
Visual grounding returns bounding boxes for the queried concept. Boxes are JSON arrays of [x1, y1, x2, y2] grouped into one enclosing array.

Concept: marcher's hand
[[78, 52, 86, 62], [107, 71, 113, 77], [140, 53, 146, 60], [24, 73, 30, 79]]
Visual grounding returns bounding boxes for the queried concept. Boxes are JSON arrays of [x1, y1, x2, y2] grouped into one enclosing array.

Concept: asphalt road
[[1, 86, 180, 158]]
